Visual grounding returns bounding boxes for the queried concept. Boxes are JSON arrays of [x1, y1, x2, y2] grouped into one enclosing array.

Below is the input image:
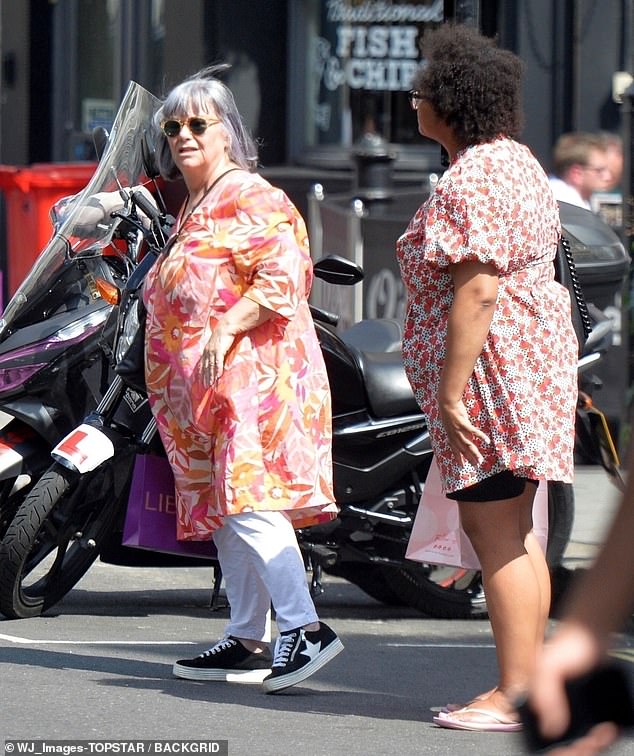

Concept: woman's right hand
[[438, 397, 490, 466], [526, 622, 617, 755], [200, 321, 237, 385]]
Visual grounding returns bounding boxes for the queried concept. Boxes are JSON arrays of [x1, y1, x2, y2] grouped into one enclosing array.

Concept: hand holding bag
[[405, 457, 549, 569]]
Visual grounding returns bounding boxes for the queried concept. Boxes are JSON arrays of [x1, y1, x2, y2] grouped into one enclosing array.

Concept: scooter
[[0, 220, 612, 620]]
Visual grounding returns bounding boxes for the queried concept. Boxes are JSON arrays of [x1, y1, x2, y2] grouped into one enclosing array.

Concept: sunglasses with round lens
[[407, 90, 424, 109], [161, 116, 220, 138]]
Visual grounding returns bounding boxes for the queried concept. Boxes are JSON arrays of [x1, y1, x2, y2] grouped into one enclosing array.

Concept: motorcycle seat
[[340, 318, 402, 353], [350, 349, 421, 418]]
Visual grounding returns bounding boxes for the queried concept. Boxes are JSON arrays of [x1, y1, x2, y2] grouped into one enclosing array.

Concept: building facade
[[0, 0, 631, 181]]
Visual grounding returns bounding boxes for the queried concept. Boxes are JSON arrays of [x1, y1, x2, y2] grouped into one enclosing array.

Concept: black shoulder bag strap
[[554, 234, 593, 352]]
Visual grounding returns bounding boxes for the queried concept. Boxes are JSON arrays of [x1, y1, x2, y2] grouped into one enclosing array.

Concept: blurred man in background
[[549, 132, 612, 210]]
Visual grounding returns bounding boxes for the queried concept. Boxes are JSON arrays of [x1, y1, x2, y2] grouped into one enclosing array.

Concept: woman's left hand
[[439, 398, 490, 466]]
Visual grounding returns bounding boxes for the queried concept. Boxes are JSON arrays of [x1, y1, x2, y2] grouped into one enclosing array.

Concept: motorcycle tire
[[381, 563, 488, 619], [327, 562, 406, 606], [0, 477, 35, 540], [362, 481, 575, 620], [0, 462, 124, 619]]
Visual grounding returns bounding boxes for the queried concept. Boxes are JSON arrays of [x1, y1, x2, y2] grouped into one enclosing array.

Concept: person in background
[[143, 65, 343, 693], [597, 131, 624, 192], [525, 442, 634, 754], [397, 24, 578, 732], [548, 132, 611, 210]]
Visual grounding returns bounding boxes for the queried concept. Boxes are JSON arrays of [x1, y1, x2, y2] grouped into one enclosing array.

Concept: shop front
[[287, 0, 445, 176], [41, 1, 448, 187]]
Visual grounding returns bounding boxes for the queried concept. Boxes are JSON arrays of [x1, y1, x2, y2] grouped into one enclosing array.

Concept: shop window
[[53, 0, 165, 161], [290, 0, 444, 167]]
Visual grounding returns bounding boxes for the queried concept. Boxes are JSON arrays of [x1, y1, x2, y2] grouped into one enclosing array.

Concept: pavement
[[0, 463, 632, 756], [562, 464, 623, 569]]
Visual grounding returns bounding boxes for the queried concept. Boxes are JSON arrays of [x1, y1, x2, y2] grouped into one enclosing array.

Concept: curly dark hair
[[413, 24, 524, 145]]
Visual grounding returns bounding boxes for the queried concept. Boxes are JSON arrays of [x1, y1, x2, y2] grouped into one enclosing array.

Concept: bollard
[[351, 132, 398, 199]]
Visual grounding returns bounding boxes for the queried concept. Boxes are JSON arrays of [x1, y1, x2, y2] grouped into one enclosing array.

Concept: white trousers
[[212, 510, 319, 642]]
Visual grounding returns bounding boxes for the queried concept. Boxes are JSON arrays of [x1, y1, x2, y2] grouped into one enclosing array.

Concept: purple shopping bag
[[122, 454, 216, 559]]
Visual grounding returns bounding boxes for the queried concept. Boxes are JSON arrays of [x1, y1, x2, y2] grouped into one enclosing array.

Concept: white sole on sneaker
[[172, 664, 271, 683], [262, 637, 344, 693]]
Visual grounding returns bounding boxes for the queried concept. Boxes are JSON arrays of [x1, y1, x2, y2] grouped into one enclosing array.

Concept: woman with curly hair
[[397, 24, 577, 731]]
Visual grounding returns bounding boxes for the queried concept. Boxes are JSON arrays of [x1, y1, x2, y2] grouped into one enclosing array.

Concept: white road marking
[[0, 633, 193, 646], [385, 642, 633, 665], [384, 642, 495, 648]]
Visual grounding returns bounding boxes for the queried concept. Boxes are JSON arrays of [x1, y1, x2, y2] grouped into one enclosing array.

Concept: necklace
[[176, 166, 241, 234]]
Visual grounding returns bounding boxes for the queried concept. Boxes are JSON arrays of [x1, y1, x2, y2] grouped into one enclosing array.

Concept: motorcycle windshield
[[0, 81, 162, 338]]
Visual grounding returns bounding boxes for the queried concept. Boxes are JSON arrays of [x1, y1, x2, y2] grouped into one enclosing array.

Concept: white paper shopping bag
[[405, 457, 549, 569]]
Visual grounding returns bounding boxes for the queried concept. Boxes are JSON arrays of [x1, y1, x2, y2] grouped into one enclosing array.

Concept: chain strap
[[560, 235, 593, 340]]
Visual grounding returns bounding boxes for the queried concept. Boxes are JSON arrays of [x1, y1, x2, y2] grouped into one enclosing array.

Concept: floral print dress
[[143, 171, 337, 540], [396, 138, 578, 493]]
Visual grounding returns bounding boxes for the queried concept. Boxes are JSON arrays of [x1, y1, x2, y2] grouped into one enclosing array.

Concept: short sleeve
[[423, 174, 510, 272], [229, 182, 312, 320]]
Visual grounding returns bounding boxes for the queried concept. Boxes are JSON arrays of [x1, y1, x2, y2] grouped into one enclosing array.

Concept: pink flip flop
[[440, 687, 498, 713], [433, 707, 523, 733], [441, 703, 462, 713]]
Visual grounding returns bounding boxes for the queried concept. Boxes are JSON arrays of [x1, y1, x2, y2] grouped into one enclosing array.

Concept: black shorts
[[446, 470, 539, 502]]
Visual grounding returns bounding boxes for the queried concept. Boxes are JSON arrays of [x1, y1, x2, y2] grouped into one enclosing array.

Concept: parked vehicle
[[0, 242, 615, 621]]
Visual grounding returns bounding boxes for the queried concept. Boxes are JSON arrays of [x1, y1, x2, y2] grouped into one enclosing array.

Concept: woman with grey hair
[[143, 66, 343, 692]]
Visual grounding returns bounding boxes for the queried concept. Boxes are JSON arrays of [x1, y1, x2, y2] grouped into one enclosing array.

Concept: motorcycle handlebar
[[130, 188, 161, 222], [310, 305, 339, 326]]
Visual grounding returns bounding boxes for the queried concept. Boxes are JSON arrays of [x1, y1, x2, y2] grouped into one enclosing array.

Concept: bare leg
[[454, 482, 545, 719], [523, 528, 551, 646]]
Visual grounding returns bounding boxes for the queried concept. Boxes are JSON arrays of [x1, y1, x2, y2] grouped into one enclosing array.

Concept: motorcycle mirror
[[313, 255, 364, 286], [92, 127, 109, 160], [141, 128, 160, 180]]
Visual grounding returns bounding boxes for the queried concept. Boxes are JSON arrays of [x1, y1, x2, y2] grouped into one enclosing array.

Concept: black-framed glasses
[[408, 90, 425, 110], [160, 116, 220, 138]]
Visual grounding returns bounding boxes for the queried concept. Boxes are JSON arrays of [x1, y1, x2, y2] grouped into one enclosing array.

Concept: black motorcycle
[[0, 233, 614, 620]]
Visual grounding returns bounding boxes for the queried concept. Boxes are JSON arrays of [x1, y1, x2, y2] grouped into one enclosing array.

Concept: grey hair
[[153, 64, 259, 180]]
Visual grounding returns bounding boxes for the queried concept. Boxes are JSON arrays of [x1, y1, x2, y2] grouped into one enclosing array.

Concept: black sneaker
[[262, 622, 344, 693], [173, 636, 272, 683]]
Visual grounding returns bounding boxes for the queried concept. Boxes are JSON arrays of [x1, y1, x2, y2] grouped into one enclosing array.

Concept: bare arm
[[438, 260, 498, 465]]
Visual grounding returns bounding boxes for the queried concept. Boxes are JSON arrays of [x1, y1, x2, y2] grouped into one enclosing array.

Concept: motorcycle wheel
[[383, 563, 488, 619], [0, 462, 124, 619], [327, 562, 406, 606], [368, 481, 575, 620], [0, 477, 34, 540]]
